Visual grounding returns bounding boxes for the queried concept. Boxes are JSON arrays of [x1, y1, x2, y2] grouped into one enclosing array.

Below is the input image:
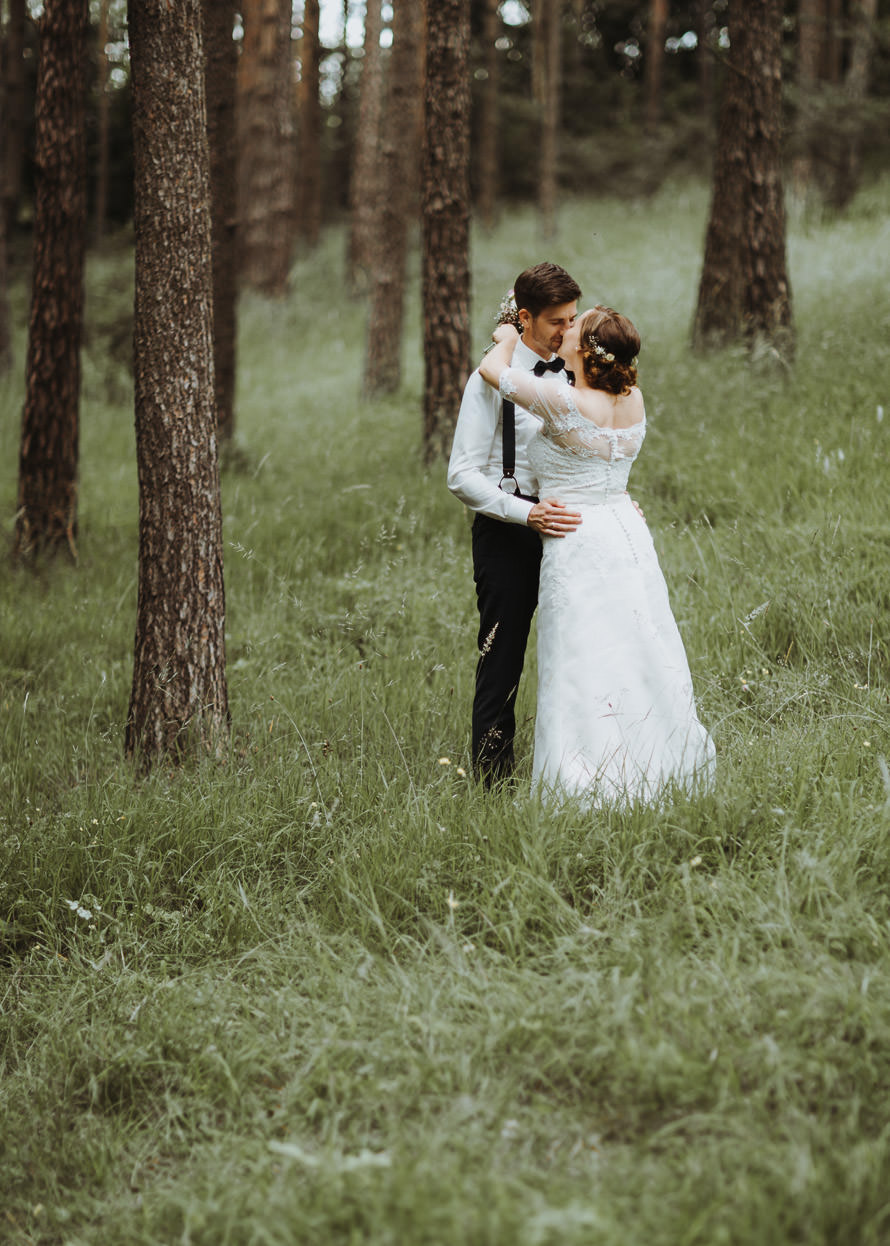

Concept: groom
[[447, 262, 583, 786]]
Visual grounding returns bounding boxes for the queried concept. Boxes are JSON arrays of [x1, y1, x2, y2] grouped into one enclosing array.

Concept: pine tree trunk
[[126, 0, 229, 766], [362, 0, 424, 397], [347, 0, 384, 291], [536, 0, 560, 241], [421, 0, 470, 461], [477, 0, 500, 231], [644, 0, 669, 134], [792, 0, 825, 197], [823, 0, 843, 82], [237, 0, 294, 295], [829, 0, 878, 209], [692, 0, 793, 358], [94, 0, 110, 241], [696, 0, 715, 125], [14, 0, 88, 562], [2, 0, 26, 242], [0, 46, 10, 373], [298, 0, 322, 249], [204, 0, 238, 439]]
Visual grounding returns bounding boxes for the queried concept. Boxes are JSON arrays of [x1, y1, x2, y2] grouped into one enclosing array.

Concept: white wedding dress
[[499, 368, 715, 806]]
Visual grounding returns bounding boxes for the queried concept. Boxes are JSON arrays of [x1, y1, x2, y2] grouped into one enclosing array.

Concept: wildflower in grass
[[64, 899, 93, 920], [438, 757, 451, 766], [447, 890, 459, 910], [690, 855, 702, 867], [456, 766, 466, 777]]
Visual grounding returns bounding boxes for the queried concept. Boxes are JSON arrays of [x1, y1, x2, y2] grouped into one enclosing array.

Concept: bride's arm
[[478, 324, 520, 390]]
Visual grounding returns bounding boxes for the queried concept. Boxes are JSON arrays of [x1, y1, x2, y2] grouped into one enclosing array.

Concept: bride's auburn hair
[[577, 306, 640, 395]]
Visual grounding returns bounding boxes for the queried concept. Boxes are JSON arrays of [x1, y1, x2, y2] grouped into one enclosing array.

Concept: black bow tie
[[533, 358, 565, 376]]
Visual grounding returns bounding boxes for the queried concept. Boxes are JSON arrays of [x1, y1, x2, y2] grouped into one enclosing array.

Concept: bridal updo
[[577, 306, 640, 396]]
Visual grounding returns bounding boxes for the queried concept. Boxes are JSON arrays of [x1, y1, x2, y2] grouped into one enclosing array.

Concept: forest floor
[[2, 180, 890, 1244]]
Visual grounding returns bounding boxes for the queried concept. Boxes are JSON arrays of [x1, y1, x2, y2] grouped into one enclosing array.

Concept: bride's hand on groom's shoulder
[[492, 323, 520, 346]]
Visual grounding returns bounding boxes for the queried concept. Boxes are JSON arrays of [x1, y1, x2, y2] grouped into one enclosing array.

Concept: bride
[[479, 305, 715, 806]]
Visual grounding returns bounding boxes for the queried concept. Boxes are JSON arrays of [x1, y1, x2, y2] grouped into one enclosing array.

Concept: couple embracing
[[448, 262, 715, 806]]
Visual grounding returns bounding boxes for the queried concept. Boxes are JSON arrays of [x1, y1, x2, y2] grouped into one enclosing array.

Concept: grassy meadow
[[2, 180, 890, 1244]]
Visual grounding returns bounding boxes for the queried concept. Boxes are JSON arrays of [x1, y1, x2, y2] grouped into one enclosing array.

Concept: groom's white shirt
[[447, 337, 549, 526]]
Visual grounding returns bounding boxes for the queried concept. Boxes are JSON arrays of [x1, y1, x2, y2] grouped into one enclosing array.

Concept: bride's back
[[572, 383, 645, 431]]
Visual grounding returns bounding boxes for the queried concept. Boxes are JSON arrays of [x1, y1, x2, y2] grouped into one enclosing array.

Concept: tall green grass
[[2, 181, 890, 1244]]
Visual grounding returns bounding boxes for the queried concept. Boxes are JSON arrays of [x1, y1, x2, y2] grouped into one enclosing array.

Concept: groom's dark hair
[[513, 262, 581, 318]]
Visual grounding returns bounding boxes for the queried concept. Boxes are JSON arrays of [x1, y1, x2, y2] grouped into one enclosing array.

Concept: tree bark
[[362, 0, 425, 397], [297, 0, 322, 249], [0, 68, 9, 374], [126, 0, 229, 765], [14, 0, 88, 562], [476, 0, 501, 231], [422, 0, 471, 461], [828, 0, 878, 209], [203, 0, 238, 439], [692, 0, 793, 358], [792, 0, 825, 197], [347, 0, 385, 291], [2, 0, 26, 243], [237, 0, 294, 295], [823, 0, 843, 83], [696, 0, 715, 125], [535, 0, 561, 241], [94, 0, 110, 241], [644, 0, 669, 135]]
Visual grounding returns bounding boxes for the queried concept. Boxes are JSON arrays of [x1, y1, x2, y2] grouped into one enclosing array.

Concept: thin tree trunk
[[792, 0, 824, 197], [363, 0, 425, 396], [422, 0, 470, 461], [477, 0, 500, 231], [14, 0, 88, 562], [237, 0, 294, 295], [692, 0, 793, 358], [0, 74, 9, 373], [127, 0, 229, 765], [697, 0, 714, 124], [203, 0, 238, 439], [94, 0, 110, 241], [536, 0, 560, 240], [347, 0, 384, 291], [298, 0, 322, 248], [3, 0, 26, 244], [644, 0, 669, 134], [829, 0, 878, 209], [823, 0, 843, 82]]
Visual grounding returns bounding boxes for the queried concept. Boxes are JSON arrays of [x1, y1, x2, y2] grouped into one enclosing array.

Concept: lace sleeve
[[498, 368, 585, 435]]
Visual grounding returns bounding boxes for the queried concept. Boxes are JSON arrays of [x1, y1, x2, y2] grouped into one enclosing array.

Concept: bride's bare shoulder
[[580, 385, 645, 428]]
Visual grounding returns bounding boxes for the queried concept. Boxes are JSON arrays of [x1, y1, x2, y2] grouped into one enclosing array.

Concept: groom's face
[[519, 301, 578, 359]]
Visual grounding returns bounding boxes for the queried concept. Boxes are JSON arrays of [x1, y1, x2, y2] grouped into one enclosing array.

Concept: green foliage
[[2, 182, 890, 1242]]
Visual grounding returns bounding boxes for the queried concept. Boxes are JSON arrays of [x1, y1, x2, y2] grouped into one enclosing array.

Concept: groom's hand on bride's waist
[[527, 499, 582, 538]]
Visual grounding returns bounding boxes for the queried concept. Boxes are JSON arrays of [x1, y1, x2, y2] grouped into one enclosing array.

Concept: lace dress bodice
[[499, 369, 645, 505]]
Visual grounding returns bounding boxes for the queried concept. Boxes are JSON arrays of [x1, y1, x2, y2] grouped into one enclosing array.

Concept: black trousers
[[471, 513, 543, 784]]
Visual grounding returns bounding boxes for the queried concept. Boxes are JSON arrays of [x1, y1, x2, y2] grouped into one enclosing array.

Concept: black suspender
[[498, 398, 538, 503], [499, 399, 517, 493]]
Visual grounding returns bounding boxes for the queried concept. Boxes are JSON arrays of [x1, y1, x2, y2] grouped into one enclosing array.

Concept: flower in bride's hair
[[495, 289, 522, 329]]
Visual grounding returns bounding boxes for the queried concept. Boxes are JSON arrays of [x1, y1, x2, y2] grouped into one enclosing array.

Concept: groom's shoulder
[[462, 365, 497, 400]]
